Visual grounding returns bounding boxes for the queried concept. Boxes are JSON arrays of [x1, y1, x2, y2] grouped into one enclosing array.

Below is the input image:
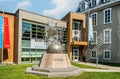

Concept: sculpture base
[[26, 66, 83, 77], [26, 53, 84, 77]]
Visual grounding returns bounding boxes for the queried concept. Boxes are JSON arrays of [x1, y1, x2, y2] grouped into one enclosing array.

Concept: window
[[91, 31, 97, 44], [79, 2, 85, 12], [91, 0, 96, 7], [81, 3, 85, 11], [103, 50, 111, 60], [103, 29, 111, 44], [22, 22, 31, 38], [91, 12, 97, 26], [104, 8, 112, 24], [91, 51, 97, 58], [73, 20, 82, 30]]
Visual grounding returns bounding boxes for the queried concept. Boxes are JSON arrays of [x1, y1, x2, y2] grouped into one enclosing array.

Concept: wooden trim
[[71, 41, 88, 46]]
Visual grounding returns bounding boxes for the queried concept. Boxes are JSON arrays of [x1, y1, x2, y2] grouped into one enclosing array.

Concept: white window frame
[[104, 0, 110, 3], [91, 31, 97, 44], [91, 51, 97, 58], [91, 0, 96, 7], [103, 8, 112, 24], [103, 29, 111, 44], [91, 12, 97, 26], [103, 50, 111, 60]]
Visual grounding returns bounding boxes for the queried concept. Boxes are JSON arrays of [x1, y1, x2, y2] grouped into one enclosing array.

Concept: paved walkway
[[78, 62, 120, 72]]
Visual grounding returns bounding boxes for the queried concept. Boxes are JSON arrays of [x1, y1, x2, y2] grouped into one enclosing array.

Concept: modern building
[[0, 9, 87, 64], [77, 0, 120, 63], [62, 12, 87, 62], [14, 9, 67, 64], [0, 9, 67, 64]]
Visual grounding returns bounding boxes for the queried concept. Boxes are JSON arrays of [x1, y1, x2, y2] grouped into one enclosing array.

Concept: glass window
[[91, 12, 97, 26], [22, 48, 30, 54], [81, 3, 85, 11], [73, 20, 82, 30], [104, 29, 111, 44], [91, 0, 96, 7], [91, 51, 97, 58], [37, 25, 45, 39], [104, 8, 112, 24], [31, 49, 36, 55], [103, 50, 111, 60], [22, 38, 30, 47], [91, 31, 97, 44], [22, 22, 31, 38]]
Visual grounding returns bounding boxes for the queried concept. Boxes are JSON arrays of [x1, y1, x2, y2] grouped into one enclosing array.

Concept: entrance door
[[73, 49, 79, 61]]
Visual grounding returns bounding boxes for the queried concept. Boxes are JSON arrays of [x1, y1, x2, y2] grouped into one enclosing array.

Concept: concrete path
[[78, 62, 120, 72]]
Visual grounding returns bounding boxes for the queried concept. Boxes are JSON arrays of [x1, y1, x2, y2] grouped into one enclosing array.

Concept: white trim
[[104, 0, 110, 3], [91, 12, 98, 26], [103, 8, 112, 24], [96, 0, 100, 5], [103, 50, 111, 60], [91, 50, 97, 58], [103, 28, 111, 44], [91, 31, 97, 44]]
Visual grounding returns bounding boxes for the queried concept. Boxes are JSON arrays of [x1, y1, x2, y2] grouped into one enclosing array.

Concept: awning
[[71, 41, 88, 46]]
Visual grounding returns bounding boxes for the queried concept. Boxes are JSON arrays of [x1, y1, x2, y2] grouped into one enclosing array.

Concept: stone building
[[77, 0, 120, 63]]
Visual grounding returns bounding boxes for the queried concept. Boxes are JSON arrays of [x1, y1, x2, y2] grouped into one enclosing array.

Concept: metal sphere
[[47, 43, 63, 53]]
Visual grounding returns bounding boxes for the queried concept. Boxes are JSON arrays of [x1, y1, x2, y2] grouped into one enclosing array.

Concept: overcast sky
[[0, 0, 80, 19]]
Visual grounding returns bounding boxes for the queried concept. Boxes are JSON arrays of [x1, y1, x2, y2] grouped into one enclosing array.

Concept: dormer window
[[79, 3, 85, 12], [91, 0, 96, 7]]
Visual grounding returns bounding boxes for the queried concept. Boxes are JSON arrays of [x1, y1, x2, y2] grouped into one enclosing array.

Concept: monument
[[26, 25, 84, 77]]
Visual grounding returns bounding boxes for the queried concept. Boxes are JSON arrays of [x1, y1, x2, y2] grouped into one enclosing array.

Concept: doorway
[[72, 49, 79, 61]]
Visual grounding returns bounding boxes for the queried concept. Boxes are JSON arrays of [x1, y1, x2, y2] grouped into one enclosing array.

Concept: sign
[[0, 16, 10, 48], [31, 39, 47, 49], [48, 21, 56, 27], [4, 17, 10, 48]]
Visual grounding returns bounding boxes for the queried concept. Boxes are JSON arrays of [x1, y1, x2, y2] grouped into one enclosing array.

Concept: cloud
[[16, 0, 32, 10], [42, 0, 80, 19]]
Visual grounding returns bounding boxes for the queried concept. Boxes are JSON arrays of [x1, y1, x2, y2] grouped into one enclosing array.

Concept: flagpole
[[87, 1, 90, 49], [1, 5, 5, 64]]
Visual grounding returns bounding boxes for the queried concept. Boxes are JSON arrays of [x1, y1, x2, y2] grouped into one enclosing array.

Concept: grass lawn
[[71, 62, 103, 69], [98, 62, 120, 67], [0, 64, 120, 79]]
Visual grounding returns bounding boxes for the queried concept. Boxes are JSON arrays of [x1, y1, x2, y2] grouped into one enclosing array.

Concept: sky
[[0, 0, 80, 19]]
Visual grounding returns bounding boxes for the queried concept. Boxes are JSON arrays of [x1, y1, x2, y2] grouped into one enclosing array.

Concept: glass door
[[72, 49, 79, 61]]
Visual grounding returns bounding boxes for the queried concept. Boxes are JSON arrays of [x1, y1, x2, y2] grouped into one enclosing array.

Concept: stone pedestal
[[26, 53, 84, 77], [39, 53, 71, 68]]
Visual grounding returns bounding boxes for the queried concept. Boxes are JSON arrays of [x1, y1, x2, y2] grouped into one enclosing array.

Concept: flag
[[4, 17, 10, 48], [88, 17, 93, 41], [0, 16, 10, 48], [0, 16, 3, 48]]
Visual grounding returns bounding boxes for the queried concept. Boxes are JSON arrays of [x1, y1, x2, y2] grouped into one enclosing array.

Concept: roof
[[16, 9, 66, 23], [0, 11, 14, 15]]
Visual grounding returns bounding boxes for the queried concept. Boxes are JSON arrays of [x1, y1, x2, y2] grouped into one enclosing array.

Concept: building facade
[[0, 11, 15, 63], [62, 12, 87, 62], [14, 9, 67, 64], [0, 9, 87, 64], [77, 0, 120, 63]]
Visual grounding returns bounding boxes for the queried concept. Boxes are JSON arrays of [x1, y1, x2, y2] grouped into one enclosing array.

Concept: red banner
[[4, 17, 10, 48]]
